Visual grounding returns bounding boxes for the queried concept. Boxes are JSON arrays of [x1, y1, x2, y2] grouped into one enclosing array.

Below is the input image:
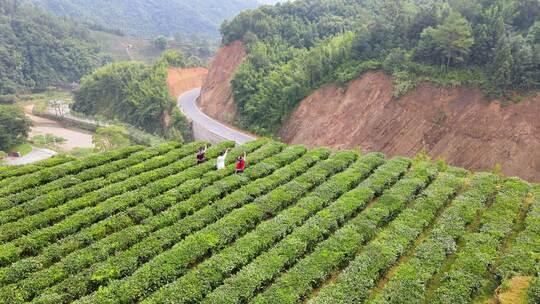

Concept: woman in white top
[[216, 148, 230, 170]]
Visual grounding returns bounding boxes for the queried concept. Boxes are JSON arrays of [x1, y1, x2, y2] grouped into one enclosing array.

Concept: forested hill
[[0, 0, 98, 94], [27, 0, 271, 38], [221, 0, 540, 135]]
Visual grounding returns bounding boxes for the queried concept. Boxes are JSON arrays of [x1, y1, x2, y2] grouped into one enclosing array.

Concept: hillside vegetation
[[0, 0, 98, 94], [28, 0, 264, 38], [89, 30, 213, 64], [0, 139, 538, 303], [221, 0, 540, 134], [72, 51, 196, 142]]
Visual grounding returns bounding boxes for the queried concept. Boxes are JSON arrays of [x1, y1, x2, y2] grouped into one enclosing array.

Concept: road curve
[[4, 147, 57, 166], [178, 88, 256, 144]]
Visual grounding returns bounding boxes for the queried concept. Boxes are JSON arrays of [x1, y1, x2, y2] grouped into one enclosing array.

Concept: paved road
[[4, 147, 57, 166], [178, 88, 256, 144]]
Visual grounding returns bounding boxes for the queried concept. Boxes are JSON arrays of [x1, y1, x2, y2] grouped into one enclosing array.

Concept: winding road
[[178, 88, 256, 144], [4, 147, 57, 166], [6, 89, 253, 166]]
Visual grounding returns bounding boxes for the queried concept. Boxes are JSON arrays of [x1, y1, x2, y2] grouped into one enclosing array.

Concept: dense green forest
[[0, 0, 98, 94], [27, 0, 269, 38], [222, 0, 540, 135], [72, 51, 195, 142]]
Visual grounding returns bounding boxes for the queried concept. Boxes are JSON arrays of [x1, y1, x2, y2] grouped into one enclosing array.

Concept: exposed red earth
[[199, 41, 540, 181]]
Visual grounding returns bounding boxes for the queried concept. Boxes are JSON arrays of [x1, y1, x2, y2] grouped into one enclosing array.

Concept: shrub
[[0, 105, 32, 151], [529, 277, 540, 304], [0, 95, 17, 105]]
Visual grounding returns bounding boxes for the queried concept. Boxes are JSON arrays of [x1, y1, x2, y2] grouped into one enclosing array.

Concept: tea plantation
[[0, 140, 538, 303]]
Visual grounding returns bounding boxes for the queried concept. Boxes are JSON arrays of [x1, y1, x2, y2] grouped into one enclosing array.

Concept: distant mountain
[[26, 0, 265, 38]]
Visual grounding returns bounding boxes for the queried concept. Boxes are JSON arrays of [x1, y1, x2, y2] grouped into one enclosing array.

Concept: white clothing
[[216, 152, 227, 169]]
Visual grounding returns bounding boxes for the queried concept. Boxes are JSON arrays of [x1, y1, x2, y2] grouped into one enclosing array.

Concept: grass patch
[[494, 276, 533, 304], [31, 134, 67, 151], [32, 101, 48, 114], [10, 143, 32, 156]]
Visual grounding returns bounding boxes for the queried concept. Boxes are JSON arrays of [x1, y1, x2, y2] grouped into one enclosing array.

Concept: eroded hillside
[[198, 41, 245, 124], [167, 67, 208, 99], [282, 71, 540, 182], [201, 42, 540, 181]]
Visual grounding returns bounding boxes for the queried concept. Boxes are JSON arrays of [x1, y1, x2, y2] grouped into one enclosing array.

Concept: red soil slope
[[197, 40, 245, 124], [281, 71, 540, 182], [167, 67, 208, 99], [198, 41, 539, 181]]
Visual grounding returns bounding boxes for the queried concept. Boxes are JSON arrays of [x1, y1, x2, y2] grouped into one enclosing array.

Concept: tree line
[[221, 0, 540, 135]]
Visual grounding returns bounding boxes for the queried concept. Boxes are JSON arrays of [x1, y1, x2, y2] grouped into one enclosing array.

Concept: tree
[[508, 34, 536, 91], [425, 10, 474, 67], [73, 59, 193, 141], [527, 22, 540, 88], [153, 35, 168, 50], [0, 104, 32, 151], [158, 50, 186, 67], [489, 31, 539, 95], [512, 0, 540, 30], [92, 125, 131, 152], [49, 100, 67, 118], [529, 21, 540, 44], [489, 33, 514, 95], [469, 10, 504, 66], [383, 48, 410, 74]]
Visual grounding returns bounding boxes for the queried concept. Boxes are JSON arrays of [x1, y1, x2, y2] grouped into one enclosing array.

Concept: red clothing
[[236, 158, 245, 170]]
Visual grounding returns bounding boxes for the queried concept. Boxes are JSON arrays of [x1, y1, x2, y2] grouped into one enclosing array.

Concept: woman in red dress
[[235, 152, 247, 173]]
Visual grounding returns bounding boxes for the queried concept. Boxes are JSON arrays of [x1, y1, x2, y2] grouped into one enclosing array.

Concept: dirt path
[[24, 105, 94, 152]]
